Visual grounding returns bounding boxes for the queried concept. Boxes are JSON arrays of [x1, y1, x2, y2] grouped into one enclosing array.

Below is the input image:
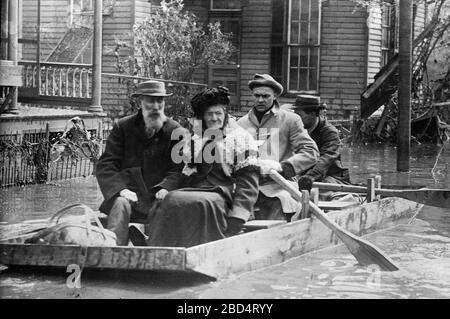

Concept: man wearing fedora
[[238, 74, 319, 220], [96, 80, 184, 245], [283, 95, 350, 198]]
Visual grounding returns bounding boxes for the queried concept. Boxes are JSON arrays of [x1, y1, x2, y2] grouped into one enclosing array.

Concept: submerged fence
[[0, 122, 112, 188]]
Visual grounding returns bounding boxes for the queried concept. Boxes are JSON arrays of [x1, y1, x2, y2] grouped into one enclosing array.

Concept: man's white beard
[[144, 113, 167, 138]]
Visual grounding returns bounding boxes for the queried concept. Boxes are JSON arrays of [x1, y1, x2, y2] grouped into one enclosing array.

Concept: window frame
[[285, 0, 321, 94], [381, 2, 396, 67], [69, 0, 94, 27]]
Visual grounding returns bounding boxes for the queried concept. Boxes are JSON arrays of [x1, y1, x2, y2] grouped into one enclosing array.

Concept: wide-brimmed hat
[[292, 94, 326, 112], [248, 73, 283, 96], [131, 80, 172, 97], [190, 86, 230, 118]]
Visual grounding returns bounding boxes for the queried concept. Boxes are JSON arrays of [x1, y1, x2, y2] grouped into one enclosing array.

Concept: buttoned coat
[[237, 101, 319, 212], [304, 118, 350, 182], [96, 110, 184, 214]]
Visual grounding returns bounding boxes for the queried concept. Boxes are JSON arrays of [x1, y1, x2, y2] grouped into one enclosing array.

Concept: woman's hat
[[131, 80, 172, 97], [293, 94, 326, 111], [248, 73, 284, 96], [190, 86, 230, 118]]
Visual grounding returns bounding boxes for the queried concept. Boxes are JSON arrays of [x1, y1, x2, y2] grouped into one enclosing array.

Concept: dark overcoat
[[304, 118, 350, 182], [96, 110, 183, 214]]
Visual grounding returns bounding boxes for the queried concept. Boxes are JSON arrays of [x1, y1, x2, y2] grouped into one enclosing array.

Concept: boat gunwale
[[0, 197, 423, 277]]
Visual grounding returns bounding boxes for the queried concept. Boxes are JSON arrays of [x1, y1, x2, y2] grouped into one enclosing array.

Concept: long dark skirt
[[147, 190, 228, 247]]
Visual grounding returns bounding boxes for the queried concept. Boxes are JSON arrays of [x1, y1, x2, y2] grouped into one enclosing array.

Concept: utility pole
[[88, 0, 103, 113], [397, 0, 413, 172]]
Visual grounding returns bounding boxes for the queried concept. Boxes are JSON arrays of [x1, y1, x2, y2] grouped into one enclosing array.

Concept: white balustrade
[[19, 61, 92, 99]]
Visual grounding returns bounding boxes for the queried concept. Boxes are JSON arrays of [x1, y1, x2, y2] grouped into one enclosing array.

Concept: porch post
[[1, 1, 8, 60], [397, 0, 413, 172], [7, 0, 19, 113], [88, 0, 103, 113]]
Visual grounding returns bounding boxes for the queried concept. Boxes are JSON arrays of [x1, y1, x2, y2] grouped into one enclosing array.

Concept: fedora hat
[[131, 80, 172, 97], [248, 73, 284, 96], [293, 94, 326, 111]]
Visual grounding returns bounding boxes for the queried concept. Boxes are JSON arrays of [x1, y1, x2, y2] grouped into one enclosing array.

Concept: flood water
[[1, 143, 449, 299]]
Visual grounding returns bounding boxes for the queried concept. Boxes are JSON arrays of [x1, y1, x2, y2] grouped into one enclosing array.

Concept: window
[[286, 0, 320, 93], [69, 0, 94, 27], [381, 2, 396, 67], [210, 0, 241, 11]]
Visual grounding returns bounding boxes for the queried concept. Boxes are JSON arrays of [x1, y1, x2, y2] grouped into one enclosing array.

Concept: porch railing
[[19, 60, 92, 99]]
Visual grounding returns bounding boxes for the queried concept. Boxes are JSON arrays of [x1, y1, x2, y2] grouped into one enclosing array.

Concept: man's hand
[[119, 189, 138, 203], [298, 175, 314, 192], [258, 159, 282, 175], [225, 217, 245, 236], [155, 189, 169, 201]]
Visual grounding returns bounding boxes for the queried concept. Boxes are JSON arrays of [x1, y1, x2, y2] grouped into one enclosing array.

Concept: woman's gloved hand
[[155, 188, 169, 200]]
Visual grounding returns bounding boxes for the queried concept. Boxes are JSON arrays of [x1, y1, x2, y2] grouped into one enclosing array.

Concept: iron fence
[[0, 121, 112, 188]]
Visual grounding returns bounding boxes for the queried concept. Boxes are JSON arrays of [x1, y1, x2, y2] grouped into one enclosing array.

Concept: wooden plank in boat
[[317, 201, 359, 211], [185, 197, 422, 278]]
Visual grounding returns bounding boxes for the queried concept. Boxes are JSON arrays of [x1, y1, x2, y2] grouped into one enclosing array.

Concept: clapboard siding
[[101, 0, 133, 118], [366, 0, 428, 85], [39, 0, 70, 60], [21, 0, 39, 60], [20, 0, 69, 60], [239, 0, 272, 110], [414, 1, 427, 39], [319, 0, 368, 119], [135, 0, 151, 23], [366, 4, 382, 85]]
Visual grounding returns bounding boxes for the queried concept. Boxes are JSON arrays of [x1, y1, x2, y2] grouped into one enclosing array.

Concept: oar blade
[[347, 234, 399, 271], [331, 226, 399, 271], [270, 170, 400, 271]]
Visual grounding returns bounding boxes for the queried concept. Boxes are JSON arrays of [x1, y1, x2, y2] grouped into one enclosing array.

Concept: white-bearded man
[[96, 81, 184, 245]]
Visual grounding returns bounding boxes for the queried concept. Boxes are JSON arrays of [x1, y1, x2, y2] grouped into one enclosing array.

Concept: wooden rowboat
[[0, 197, 422, 279]]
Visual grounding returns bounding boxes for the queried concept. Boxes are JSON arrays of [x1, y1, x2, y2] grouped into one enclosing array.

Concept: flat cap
[[248, 73, 283, 96]]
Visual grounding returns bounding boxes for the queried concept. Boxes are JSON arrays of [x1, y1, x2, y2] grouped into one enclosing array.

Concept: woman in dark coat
[[147, 87, 260, 247]]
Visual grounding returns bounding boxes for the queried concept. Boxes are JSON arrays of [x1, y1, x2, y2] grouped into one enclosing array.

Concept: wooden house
[[180, 0, 428, 119], [7, 0, 428, 120]]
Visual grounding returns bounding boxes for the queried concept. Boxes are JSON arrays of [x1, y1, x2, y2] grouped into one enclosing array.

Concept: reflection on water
[[0, 178, 103, 224], [0, 143, 449, 299], [344, 142, 450, 188], [190, 208, 450, 299]]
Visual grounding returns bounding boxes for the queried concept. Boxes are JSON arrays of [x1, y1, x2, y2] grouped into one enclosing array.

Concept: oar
[[313, 182, 450, 209], [269, 170, 400, 271]]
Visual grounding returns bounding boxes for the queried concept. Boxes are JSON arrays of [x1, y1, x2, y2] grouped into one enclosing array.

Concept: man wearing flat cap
[[283, 95, 350, 198], [96, 80, 184, 245], [238, 74, 319, 220]]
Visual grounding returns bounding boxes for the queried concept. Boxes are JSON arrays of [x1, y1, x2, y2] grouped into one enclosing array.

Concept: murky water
[[1, 143, 449, 299]]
